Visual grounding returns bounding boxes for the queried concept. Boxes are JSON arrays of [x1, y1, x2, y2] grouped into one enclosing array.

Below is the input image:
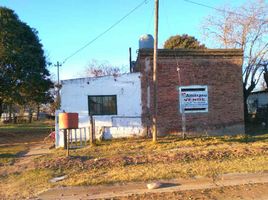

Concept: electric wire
[[162, 0, 187, 138], [183, 0, 268, 23], [183, 0, 244, 17], [182, 0, 226, 134], [62, 0, 150, 64]]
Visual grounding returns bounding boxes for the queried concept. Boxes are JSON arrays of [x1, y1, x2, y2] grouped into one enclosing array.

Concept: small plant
[[242, 134, 253, 143]]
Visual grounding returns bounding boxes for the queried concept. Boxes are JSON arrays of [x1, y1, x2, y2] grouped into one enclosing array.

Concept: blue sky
[[0, 0, 248, 80]]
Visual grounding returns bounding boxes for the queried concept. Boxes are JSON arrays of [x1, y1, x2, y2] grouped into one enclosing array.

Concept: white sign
[[178, 85, 208, 113]]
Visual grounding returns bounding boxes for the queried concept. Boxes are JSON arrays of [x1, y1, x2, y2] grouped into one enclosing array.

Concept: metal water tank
[[59, 112, 79, 129], [139, 34, 154, 49]]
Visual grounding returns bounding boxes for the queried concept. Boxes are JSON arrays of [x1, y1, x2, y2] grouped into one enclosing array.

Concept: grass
[[34, 134, 268, 187], [0, 169, 53, 199], [0, 119, 54, 131], [0, 119, 54, 145], [0, 121, 268, 199], [0, 144, 28, 165], [61, 155, 268, 186], [0, 120, 54, 165], [0, 120, 54, 199]]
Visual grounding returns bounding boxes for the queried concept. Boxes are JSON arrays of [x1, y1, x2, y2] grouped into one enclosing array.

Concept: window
[[88, 95, 117, 115]]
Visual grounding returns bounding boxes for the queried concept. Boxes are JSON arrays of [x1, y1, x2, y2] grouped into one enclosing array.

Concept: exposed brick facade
[[135, 49, 245, 136]]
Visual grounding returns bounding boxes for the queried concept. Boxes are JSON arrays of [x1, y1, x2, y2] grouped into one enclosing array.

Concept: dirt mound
[[35, 146, 268, 170]]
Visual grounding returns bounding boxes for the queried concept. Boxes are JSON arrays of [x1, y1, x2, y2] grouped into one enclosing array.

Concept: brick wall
[[135, 49, 245, 136]]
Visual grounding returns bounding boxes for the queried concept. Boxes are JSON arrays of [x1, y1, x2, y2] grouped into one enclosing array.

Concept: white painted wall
[[247, 91, 268, 113], [55, 73, 144, 147]]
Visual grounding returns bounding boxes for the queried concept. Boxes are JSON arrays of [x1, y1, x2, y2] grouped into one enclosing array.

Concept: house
[[247, 90, 268, 114], [55, 73, 143, 147], [135, 48, 245, 136], [55, 47, 245, 147]]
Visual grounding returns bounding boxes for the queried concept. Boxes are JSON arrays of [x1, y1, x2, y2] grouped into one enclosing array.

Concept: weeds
[[0, 125, 267, 199], [0, 144, 28, 165], [206, 166, 221, 184]]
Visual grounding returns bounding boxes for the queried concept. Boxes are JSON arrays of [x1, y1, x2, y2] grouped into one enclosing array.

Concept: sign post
[[181, 104, 186, 139], [177, 85, 208, 138]]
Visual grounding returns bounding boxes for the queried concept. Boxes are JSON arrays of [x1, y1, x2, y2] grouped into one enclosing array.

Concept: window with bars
[[88, 95, 117, 115]]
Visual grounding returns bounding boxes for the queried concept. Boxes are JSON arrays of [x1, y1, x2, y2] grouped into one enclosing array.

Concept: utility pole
[[54, 61, 62, 110], [54, 61, 62, 86], [54, 61, 62, 96], [152, 0, 159, 143]]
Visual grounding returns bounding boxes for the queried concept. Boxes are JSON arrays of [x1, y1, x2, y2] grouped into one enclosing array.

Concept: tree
[[164, 34, 206, 49], [83, 59, 124, 77], [48, 85, 61, 114], [261, 61, 268, 90], [202, 0, 268, 120], [0, 7, 53, 121]]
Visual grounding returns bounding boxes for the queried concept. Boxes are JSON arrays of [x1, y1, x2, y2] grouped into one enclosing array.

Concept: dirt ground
[[0, 142, 51, 175], [2, 142, 268, 200], [122, 183, 268, 200], [38, 173, 268, 200], [4, 142, 267, 200]]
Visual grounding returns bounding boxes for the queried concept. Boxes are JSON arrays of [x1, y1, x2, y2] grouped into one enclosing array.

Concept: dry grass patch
[[0, 169, 53, 199], [0, 144, 28, 165], [1, 133, 268, 199], [0, 119, 54, 144], [34, 134, 268, 187], [58, 154, 268, 186]]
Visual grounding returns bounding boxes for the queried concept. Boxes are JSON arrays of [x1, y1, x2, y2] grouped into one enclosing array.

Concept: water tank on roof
[[139, 34, 154, 49]]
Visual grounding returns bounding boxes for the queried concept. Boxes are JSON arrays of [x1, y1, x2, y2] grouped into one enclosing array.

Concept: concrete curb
[[38, 172, 268, 200]]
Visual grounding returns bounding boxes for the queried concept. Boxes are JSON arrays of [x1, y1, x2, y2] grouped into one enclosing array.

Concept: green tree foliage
[[164, 34, 206, 49], [0, 7, 53, 120]]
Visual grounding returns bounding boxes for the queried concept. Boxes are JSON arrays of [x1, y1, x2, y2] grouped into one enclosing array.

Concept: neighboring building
[[56, 48, 245, 147], [135, 49, 245, 136], [247, 90, 268, 114], [55, 73, 143, 147]]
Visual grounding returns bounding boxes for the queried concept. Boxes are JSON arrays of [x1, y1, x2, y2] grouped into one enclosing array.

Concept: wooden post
[[79, 128, 82, 146], [181, 105, 186, 139], [63, 129, 67, 149], [84, 127, 87, 145], [152, 0, 159, 143], [177, 69, 186, 139], [90, 114, 95, 145], [66, 129, 69, 157]]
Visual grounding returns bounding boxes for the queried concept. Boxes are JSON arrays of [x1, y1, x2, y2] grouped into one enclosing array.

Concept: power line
[[62, 0, 149, 64], [183, 0, 243, 16], [183, 0, 268, 23]]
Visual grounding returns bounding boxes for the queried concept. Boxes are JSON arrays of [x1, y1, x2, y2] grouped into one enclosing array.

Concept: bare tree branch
[[81, 59, 126, 78], [202, 0, 268, 95]]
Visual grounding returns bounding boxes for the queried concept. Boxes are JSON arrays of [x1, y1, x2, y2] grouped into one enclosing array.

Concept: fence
[[59, 127, 91, 149], [1, 114, 54, 123]]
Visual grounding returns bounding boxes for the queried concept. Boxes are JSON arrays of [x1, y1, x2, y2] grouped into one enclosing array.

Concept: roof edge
[[61, 72, 140, 83], [138, 48, 243, 57]]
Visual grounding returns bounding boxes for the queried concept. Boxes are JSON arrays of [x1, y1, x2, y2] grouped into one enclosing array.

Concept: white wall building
[[55, 73, 144, 147], [247, 90, 268, 114]]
